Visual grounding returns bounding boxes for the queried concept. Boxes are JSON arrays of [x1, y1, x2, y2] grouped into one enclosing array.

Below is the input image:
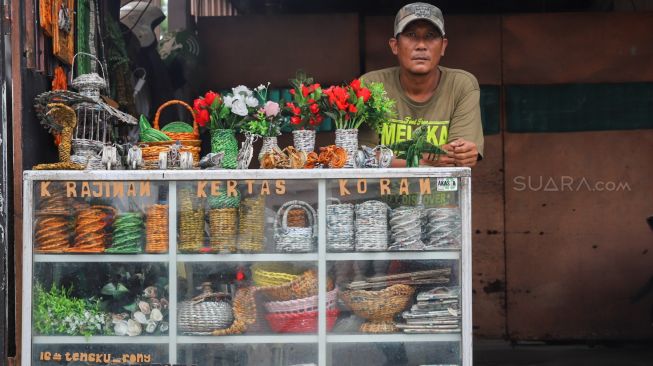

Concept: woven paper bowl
[[340, 284, 415, 333], [259, 269, 334, 302]]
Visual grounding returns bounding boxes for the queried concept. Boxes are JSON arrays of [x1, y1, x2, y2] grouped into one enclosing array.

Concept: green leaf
[[113, 283, 130, 298], [123, 302, 137, 313], [100, 283, 116, 296]]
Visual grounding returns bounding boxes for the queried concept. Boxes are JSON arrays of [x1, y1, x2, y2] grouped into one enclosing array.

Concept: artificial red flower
[[309, 103, 320, 114], [204, 91, 218, 106], [348, 104, 357, 113], [193, 98, 207, 112], [290, 116, 302, 125], [236, 271, 245, 281], [195, 109, 210, 126], [301, 84, 310, 98], [357, 88, 371, 103], [289, 89, 295, 95], [350, 79, 361, 92]]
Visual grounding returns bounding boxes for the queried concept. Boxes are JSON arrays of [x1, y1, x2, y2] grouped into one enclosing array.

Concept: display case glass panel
[[23, 169, 471, 366]]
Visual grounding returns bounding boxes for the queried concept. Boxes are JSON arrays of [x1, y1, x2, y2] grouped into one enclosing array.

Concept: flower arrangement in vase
[[242, 83, 284, 163], [193, 86, 259, 169], [322, 79, 396, 167], [284, 71, 325, 153], [321, 79, 372, 167]]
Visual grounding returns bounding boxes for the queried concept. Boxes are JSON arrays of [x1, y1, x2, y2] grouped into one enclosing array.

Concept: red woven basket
[[266, 309, 339, 333]]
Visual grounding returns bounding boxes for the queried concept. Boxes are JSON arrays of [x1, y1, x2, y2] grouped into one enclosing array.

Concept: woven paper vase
[[209, 208, 238, 253], [258, 136, 279, 163], [292, 129, 315, 153], [145, 204, 169, 253], [326, 200, 354, 252], [355, 200, 389, 251], [178, 188, 205, 253], [335, 128, 358, 168], [210, 129, 238, 169], [237, 196, 266, 253]]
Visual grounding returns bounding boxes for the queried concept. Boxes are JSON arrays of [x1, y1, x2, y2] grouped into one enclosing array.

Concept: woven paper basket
[[209, 208, 238, 253], [152, 100, 201, 145], [252, 263, 300, 287], [144, 100, 201, 162], [340, 284, 415, 333], [178, 188, 205, 253], [237, 196, 266, 253], [145, 204, 168, 253], [178, 287, 234, 335], [274, 200, 317, 253], [259, 269, 333, 302], [264, 288, 338, 314], [266, 309, 339, 333]]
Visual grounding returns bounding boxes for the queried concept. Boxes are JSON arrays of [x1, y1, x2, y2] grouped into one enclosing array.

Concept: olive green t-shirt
[[360, 66, 484, 158]]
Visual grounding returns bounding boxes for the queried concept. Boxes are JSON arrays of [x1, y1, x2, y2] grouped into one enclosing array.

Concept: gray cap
[[394, 2, 445, 37]]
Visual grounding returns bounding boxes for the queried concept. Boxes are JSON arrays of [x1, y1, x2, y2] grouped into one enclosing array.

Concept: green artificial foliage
[[33, 283, 110, 337], [389, 126, 448, 167]]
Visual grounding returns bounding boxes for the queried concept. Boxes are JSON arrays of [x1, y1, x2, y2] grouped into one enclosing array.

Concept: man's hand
[[420, 138, 479, 167]]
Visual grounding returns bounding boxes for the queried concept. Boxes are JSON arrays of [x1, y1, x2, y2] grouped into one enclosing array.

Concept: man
[[360, 2, 484, 167]]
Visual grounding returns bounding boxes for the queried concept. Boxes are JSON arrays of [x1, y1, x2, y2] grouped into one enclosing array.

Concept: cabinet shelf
[[326, 333, 460, 343], [177, 335, 318, 344], [34, 254, 170, 263], [33, 336, 170, 344], [177, 253, 319, 262], [326, 251, 460, 261]]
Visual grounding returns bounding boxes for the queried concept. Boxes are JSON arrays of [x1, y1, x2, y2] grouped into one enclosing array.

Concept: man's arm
[[422, 86, 483, 167]]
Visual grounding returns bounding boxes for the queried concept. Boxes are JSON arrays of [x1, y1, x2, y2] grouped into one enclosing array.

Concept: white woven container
[[275, 200, 318, 253], [355, 200, 389, 251]]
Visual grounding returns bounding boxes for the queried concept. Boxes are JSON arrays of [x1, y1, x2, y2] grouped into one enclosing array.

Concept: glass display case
[[22, 168, 472, 366]]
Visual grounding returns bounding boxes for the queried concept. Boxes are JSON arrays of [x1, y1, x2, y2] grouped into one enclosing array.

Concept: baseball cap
[[394, 2, 445, 37]]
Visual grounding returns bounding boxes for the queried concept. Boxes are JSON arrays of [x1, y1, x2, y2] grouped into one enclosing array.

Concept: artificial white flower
[[138, 301, 151, 315], [133, 311, 148, 324], [159, 321, 169, 333], [231, 99, 248, 116], [255, 84, 266, 91], [145, 320, 157, 333], [245, 96, 259, 108], [232, 85, 252, 97], [223, 95, 235, 108], [127, 319, 142, 336], [150, 308, 163, 322], [114, 320, 128, 336]]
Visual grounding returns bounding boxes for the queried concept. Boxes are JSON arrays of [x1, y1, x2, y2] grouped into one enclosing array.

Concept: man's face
[[389, 20, 448, 75]]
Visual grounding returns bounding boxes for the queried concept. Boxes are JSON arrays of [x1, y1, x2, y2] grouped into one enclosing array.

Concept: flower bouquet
[[193, 86, 259, 169], [284, 72, 325, 153], [242, 83, 284, 163], [322, 79, 373, 167]]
